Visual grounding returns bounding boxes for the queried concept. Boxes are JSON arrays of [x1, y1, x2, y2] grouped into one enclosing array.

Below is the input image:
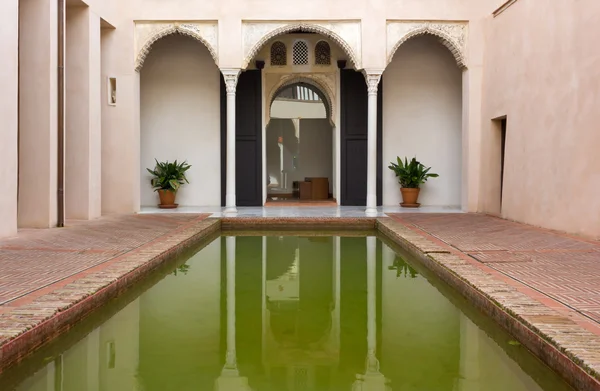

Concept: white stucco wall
[[383, 36, 463, 207], [140, 35, 220, 207]]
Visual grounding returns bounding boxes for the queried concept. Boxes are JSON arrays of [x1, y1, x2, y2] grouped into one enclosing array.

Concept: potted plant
[[146, 159, 191, 209], [388, 156, 438, 207]]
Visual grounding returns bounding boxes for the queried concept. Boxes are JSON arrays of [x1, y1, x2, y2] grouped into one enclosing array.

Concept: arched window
[[315, 41, 331, 65], [270, 41, 287, 66], [292, 41, 309, 65]]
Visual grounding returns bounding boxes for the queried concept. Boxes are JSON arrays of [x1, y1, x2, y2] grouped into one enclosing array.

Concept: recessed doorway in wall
[[491, 116, 508, 214], [500, 117, 507, 209], [266, 82, 334, 205]]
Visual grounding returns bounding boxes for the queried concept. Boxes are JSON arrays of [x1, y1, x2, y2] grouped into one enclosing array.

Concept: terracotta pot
[[158, 189, 177, 208], [400, 188, 420, 206]]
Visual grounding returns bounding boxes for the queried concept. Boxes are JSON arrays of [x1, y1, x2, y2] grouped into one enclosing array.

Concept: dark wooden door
[[221, 70, 263, 206], [340, 70, 383, 206]]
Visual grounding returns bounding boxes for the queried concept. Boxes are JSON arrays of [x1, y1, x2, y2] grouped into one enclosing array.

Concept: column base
[[365, 207, 378, 216], [225, 194, 237, 214], [224, 206, 238, 214], [365, 194, 378, 216]]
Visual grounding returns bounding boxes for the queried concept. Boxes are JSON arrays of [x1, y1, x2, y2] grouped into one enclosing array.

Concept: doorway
[[266, 82, 335, 205]]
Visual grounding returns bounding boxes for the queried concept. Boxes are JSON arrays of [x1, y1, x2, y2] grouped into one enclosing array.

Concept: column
[[364, 71, 383, 215], [66, 6, 102, 220], [352, 236, 390, 391], [18, 0, 59, 228], [215, 236, 252, 391], [455, 313, 480, 391], [0, 0, 19, 237], [221, 69, 241, 213]]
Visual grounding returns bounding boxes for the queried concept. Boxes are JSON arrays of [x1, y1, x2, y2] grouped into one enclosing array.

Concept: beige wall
[[140, 35, 221, 207], [66, 6, 102, 220], [481, 0, 600, 237], [383, 36, 463, 207], [18, 0, 59, 228], [0, 0, 19, 237]]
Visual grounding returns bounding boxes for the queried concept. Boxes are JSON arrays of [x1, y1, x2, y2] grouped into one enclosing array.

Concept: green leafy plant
[[388, 157, 438, 189], [147, 159, 191, 192]]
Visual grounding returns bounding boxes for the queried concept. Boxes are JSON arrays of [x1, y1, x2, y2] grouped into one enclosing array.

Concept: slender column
[[363, 71, 383, 215], [222, 69, 241, 213], [225, 236, 238, 372], [215, 236, 252, 391], [261, 236, 267, 363], [456, 313, 480, 391], [366, 236, 377, 368], [353, 236, 389, 391]]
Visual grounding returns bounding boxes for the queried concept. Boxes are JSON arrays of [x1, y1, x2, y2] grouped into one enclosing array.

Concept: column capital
[[362, 69, 384, 95], [221, 68, 241, 94]]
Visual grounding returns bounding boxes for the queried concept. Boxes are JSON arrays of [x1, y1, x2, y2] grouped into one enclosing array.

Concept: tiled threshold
[[0, 216, 599, 390]]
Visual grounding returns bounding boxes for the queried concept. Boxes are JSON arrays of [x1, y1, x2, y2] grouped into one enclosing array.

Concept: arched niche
[[267, 74, 336, 127], [135, 22, 218, 72], [387, 21, 468, 69]]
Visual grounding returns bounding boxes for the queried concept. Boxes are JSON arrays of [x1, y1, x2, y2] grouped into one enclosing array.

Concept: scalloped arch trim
[[388, 25, 467, 69], [135, 24, 218, 72], [267, 75, 335, 127], [243, 23, 359, 69]]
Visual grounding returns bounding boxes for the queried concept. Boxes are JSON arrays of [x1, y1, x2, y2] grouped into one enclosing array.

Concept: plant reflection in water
[[388, 256, 418, 279]]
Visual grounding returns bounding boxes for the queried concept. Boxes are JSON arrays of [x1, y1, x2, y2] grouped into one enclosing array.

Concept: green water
[[0, 234, 573, 391]]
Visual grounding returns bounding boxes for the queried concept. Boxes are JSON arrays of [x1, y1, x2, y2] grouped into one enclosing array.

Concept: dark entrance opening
[[340, 68, 383, 206], [220, 70, 263, 207], [500, 118, 507, 209]]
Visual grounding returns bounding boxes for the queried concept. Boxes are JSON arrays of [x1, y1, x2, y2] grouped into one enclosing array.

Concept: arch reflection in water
[[3, 235, 573, 391]]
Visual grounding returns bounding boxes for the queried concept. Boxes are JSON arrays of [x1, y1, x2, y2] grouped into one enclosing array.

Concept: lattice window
[[314, 41, 331, 65], [292, 41, 309, 65], [270, 41, 287, 66]]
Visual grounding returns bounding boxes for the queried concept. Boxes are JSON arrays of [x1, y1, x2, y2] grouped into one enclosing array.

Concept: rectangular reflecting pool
[[0, 234, 573, 391]]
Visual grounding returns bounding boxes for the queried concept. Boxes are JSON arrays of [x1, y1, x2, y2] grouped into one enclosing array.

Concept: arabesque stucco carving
[[135, 22, 218, 72], [266, 73, 337, 127], [243, 21, 361, 69], [387, 21, 468, 69]]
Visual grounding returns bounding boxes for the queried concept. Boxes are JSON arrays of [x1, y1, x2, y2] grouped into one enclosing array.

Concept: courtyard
[[1, 0, 599, 389]]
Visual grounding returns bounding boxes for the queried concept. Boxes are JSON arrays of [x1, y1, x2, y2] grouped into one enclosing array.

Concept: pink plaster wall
[[481, 0, 600, 237], [0, 0, 19, 237]]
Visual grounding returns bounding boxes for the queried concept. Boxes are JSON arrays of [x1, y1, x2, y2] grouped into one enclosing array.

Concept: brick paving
[[0, 214, 209, 306], [388, 213, 600, 325]]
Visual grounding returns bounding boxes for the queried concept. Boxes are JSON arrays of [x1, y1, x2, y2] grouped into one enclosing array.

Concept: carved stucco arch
[[387, 22, 468, 69], [267, 75, 335, 127], [243, 22, 360, 70], [135, 23, 218, 72]]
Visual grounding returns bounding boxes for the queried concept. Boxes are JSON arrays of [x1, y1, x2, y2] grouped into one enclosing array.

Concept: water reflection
[[5, 236, 572, 391]]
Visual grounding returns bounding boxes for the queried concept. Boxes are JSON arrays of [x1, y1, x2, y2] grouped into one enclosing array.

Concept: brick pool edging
[[0, 217, 220, 372], [376, 217, 600, 391], [2, 214, 600, 390]]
